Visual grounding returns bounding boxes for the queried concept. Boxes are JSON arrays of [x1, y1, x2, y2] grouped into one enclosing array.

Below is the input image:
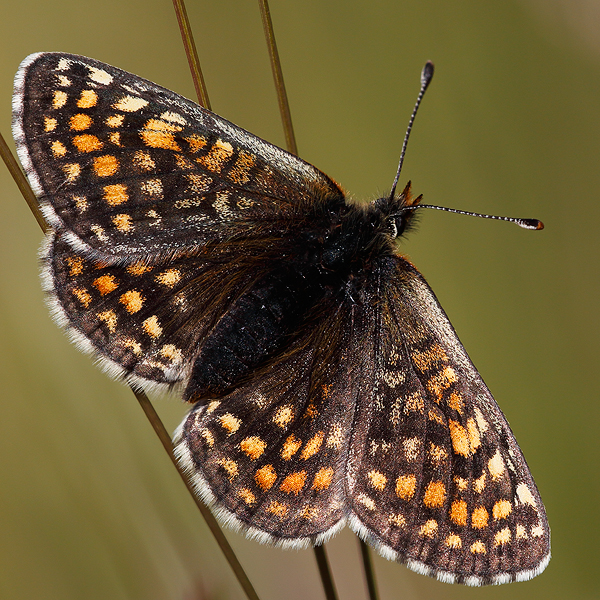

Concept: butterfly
[[12, 52, 550, 586]]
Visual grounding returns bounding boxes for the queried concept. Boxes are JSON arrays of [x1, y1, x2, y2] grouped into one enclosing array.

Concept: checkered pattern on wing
[[13, 53, 344, 264], [347, 257, 550, 585]]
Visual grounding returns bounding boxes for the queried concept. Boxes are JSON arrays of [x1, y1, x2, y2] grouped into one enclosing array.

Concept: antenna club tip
[[518, 218, 544, 230], [421, 61, 434, 86]]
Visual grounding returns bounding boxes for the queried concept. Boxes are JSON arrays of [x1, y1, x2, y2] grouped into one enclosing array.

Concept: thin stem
[[0, 130, 47, 233], [359, 539, 380, 600], [313, 545, 339, 600], [171, 0, 211, 110], [258, 0, 298, 155]]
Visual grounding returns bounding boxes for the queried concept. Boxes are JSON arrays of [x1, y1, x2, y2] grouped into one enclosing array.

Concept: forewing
[[43, 233, 273, 392], [13, 52, 344, 263], [347, 257, 550, 585], [173, 299, 370, 546]]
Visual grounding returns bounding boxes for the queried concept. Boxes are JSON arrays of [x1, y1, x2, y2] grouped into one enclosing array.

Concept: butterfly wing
[[346, 256, 550, 585], [13, 52, 344, 264], [173, 294, 364, 545], [174, 254, 549, 584]]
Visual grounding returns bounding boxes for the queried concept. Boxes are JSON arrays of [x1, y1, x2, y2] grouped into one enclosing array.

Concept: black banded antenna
[[389, 61, 434, 201], [390, 61, 544, 231]]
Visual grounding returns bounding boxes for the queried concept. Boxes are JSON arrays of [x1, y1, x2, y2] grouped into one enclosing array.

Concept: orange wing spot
[[103, 183, 128, 206], [142, 315, 162, 339], [155, 269, 181, 287], [411, 344, 448, 372], [493, 500, 512, 520], [228, 151, 255, 184], [112, 213, 132, 233], [126, 263, 153, 275], [123, 338, 142, 355], [395, 474, 416, 500], [470, 541, 486, 554], [73, 196, 88, 213], [419, 519, 438, 537], [238, 488, 256, 505], [65, 256, 85, 276], [197, 139, 234, 173], [304, 400, 318, 419], [473, 472, 486, 493], [92, 155, 119, 177], [301, 505, 320, 520], [76, 89, 97, 109], [70, 113, 92, 131], [367, 470, 387, 491], [428, 443, 448, 464], [186, 172, 212, 193], [255, 464, 277, 490], [52, 90, 68, 109], [300, 432, 324, 460], [106, 114, 125, 128], [449, 420, 475, 457], [160, 345, 183, 363], [97, 310, 117, 333], [63, 163, 81, 182], [72, 287, 91, 308], [403, 437, 421, 461], [326, 424, 343, 449], [113, 95, 149, 112], [219, 413, 241, 434], [44, 117, 57, 132], [119, 290, 144, 313], [51, 141, 67, 157], [466, 418, 481, 452], [219, 459, 238, 480], [450, 500, 468, 526], [312, 467, 334, 491], [426, 365, 457, 401], [206, 401, 221, 414], [404, 392, 425, 414], [447, 392, 464, 414], [176, 154, 195, 170], [445, 534, 462, 549], [427, 408, 445, 425], [474, 407, 489, 432], [272, 404, 294, 428], [200, 429, 214, 447], [132, 150, 156, 171], [516, 524, 528, 539], [93, 274, 118, 295], [141, 119, 181, 151], [453, 476, 468, 491], [90, 225, 108, 241], [109, 132, 121, 146], [423, 481, 446, 508], [281, 434, 302, 460], [494, 527, 512, 546], [240, 436, 266, 460], [267, 501, 288, 517], [388, 513, 406, 528], [72, 134, 103, 153], [471, 506, 489, 529], [280, 471, 307, 494], [488, 450, 506, 480], [185, 133, 207, 152]]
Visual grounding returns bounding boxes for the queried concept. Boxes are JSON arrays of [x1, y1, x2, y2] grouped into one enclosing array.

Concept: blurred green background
[[0, 1, 598, 598]]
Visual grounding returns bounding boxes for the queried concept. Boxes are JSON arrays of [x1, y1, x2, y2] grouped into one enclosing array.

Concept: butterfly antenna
[[389, 61, 435, 202], [410, 204, 544, 230]]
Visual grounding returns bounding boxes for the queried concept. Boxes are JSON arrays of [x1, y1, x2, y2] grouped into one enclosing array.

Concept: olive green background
[[0, 1, 597, 599]]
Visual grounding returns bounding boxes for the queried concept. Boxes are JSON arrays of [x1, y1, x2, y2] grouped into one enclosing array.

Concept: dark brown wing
[[346, 256, 550, 585], [13, 53, 344, 264]]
